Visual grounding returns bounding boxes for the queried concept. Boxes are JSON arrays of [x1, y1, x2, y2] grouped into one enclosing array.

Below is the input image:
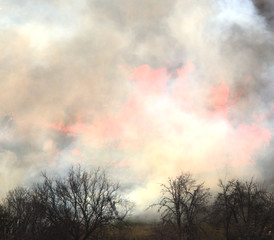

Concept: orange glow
[[43, 63, 271, 174], [47, 118, 86, 136], [130, 65, 171, 95], [211, 81, 230, 113]]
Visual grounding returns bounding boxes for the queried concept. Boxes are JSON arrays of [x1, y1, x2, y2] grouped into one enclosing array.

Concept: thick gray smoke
[[0, 0, 273, 211]]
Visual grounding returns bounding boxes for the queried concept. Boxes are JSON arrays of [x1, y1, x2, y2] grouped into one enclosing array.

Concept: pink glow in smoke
[[47, 62, 271, 173]]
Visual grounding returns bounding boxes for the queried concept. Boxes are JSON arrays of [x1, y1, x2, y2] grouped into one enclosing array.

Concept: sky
[[0, 0, 274, 213]]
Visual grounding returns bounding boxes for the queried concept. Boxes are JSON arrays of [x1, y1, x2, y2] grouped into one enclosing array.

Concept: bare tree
[[0, 186, 52, 240], [211, 180, 235, 240], [213, 178, 274, 240], [0, 187, 34, 239], [152, 173, 211, 240], [0, 201, 11, 239], [34, 166, 132, 240]]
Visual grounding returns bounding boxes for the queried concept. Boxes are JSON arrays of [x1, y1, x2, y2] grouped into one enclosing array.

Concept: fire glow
[[47, 62, 270, 176], [1, 0, 274, 210]]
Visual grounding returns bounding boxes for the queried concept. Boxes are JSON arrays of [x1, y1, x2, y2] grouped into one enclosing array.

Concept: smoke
[[0, 0, 274, 212], [253, 0, 274, 30]]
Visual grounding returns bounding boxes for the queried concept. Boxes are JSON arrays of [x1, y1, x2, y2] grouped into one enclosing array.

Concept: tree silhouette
[[152, 173, 210, 240], [213, 178, 274, 240], [34, 166, 132, 240]]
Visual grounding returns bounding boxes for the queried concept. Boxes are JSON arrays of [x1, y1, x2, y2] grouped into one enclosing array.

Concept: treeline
[[0, 166, 273, 240], [0, 167, 132, 240], [152, 174, 274, 240]]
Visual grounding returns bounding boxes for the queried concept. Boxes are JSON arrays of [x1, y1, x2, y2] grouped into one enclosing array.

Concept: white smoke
[[0, 0, 273, 214]]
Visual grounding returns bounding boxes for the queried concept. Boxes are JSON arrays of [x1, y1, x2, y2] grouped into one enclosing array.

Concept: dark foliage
[[0, 167, 274, 240], [150, 173, 211, 240], [0, 166, 132, 240], [212, 178, 274, 240]]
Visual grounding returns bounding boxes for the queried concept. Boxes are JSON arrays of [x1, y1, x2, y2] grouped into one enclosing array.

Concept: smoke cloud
[[0, 0, 274, 212]]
